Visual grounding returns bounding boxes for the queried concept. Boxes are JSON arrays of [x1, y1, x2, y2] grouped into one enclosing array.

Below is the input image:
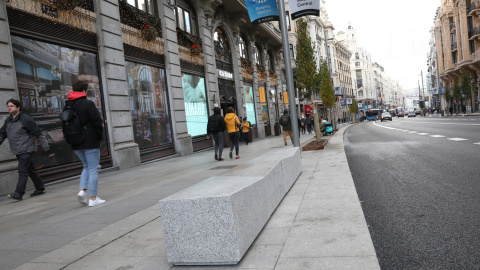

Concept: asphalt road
[[344, 116, 480, 269]]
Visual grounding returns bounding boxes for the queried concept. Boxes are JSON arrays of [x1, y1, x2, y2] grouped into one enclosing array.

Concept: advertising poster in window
[[244, 0, 280, 26], [259, 86, 269, 123], [182, 74, 208, 137], [11, 36, 108, 170], [126, 62, 173, 150], [243, 85, 256, 125]]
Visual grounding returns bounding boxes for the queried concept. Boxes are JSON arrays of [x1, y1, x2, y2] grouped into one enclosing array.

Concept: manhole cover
[[210, 165, 238, 170]]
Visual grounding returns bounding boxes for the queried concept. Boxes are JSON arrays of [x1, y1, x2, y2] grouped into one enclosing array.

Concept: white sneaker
[[88, 197, 106, 207], [77, 190, 88, 205]]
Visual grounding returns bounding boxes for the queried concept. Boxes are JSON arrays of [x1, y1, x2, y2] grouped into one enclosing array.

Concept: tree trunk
[[311, 95, 322, 142]]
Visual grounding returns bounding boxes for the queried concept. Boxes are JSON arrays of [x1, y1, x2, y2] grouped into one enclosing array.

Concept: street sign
[[358, 102, 363, 108], [289, 0, 320, 20], [244, 0, 280, 26], [334, 86, 342, 96]]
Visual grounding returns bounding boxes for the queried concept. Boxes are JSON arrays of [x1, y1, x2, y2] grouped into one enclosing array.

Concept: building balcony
[[468, 1, 480, 15], [451, 42, 458, 51], [469, 27, 480, 39], [450, 23, 456, 32]]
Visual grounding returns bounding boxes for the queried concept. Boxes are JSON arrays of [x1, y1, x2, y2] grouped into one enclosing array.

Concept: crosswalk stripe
[[408, 131, 417, 133], [430, 135, 446, 138], [474, 143, 480, 145], [418, 133, 429, 135]]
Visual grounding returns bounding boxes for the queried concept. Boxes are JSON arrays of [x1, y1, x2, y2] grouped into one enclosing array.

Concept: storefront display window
[[11, 36, 108, 170], [126, 62, 173, 150], [182, 73, 208, 137], [243, 85, 256, 125]]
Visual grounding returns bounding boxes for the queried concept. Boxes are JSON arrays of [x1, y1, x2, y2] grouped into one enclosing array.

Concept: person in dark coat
[[0, 99, 50, 200], [280, 109, 293, 146], [66, 80, 105, 207], [206, 107, 226, 161]]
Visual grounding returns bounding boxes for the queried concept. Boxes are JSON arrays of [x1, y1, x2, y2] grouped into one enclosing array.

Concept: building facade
[[435, 0, 480, 113], [339, 24, 403, 113], [0, 0, 285, 193]]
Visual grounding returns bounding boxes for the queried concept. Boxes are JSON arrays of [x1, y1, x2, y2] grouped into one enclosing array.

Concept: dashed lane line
[[374, 122, 478, 145], [430, 135, 446, 138], [447, 138, 469, 141]]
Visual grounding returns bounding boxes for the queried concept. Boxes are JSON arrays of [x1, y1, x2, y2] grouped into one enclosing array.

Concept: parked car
[[408, 112, 416, 117], [381, 112, 392, 122]]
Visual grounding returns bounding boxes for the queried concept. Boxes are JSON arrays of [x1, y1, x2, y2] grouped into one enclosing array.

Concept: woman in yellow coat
[[241, 117, 250, 145], [224, 107, 241, 159]]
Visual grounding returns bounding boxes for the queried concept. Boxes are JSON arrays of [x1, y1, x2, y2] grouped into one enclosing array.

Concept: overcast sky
[[325, 0, 440, 91]]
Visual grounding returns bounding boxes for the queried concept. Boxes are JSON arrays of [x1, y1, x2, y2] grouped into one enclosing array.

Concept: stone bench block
[[159, 147, 302, 265]]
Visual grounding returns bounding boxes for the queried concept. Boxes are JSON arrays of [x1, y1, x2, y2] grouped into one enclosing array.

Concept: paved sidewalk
[[0, 125, 379, 270]]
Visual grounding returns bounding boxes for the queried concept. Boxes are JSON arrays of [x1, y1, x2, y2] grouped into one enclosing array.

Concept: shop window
[[286, 11, 291, 32], [127, 0, 155, 15], [259, 86, 269, 123], [238, 35, 248, 60], [254, 45, 261, 66], [126, 62, 173, 150], [11, 36, 108, 170], [182, 73, 208, 137], [243, 85, 256, 125], [175, 0, 198, 36]]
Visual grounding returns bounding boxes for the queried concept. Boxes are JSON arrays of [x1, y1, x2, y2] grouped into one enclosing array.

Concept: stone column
[[250, 34, 266, 139], [95, 0, 141, 169], [202, 1, 222, 114], [0, 1, 21, 194], [261, 43, 275, 133], [158, 1, 192, 156]]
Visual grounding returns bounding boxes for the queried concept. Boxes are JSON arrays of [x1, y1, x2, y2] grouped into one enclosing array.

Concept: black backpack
[[207, 116, 221, 134], [59, 102, 87, 145], [280, 114, 290, 126]]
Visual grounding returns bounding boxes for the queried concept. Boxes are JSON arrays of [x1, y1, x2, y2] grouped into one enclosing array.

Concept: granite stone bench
[[158, 147, 302, 265]]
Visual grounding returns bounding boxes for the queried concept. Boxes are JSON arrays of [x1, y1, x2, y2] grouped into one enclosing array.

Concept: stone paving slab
[[1, 125, 380, 270]]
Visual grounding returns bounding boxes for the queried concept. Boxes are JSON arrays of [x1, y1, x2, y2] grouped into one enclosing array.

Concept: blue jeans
[[74, 148, 100, 197]]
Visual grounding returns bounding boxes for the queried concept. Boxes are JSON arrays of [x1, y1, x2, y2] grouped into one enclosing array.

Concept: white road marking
[[430, 135, 446, 138], [474, 143, 480, 145], [447, 138, 469, 141], [408, 131, 417, 133], [418, 133, 430, 135], [402, 121, 480, 126]]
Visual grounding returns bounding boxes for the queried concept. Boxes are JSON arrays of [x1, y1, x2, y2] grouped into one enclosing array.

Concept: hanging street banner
[[245, 0, 280, 26], [289, 0, 320, 20]]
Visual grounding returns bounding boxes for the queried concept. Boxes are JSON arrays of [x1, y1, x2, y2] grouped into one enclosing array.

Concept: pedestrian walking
[[297, 117, 301, 138], [449, 106, 453, 116], [300, 117, 306, 134], [224, 107, 241, 159], [306, 115, 312, 134], [241, 117, 250, 145], [1, 99, 50, 200], [280, 109, 293, 146], [206, 107, 226, 161], [63, 81, 105, 207]]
